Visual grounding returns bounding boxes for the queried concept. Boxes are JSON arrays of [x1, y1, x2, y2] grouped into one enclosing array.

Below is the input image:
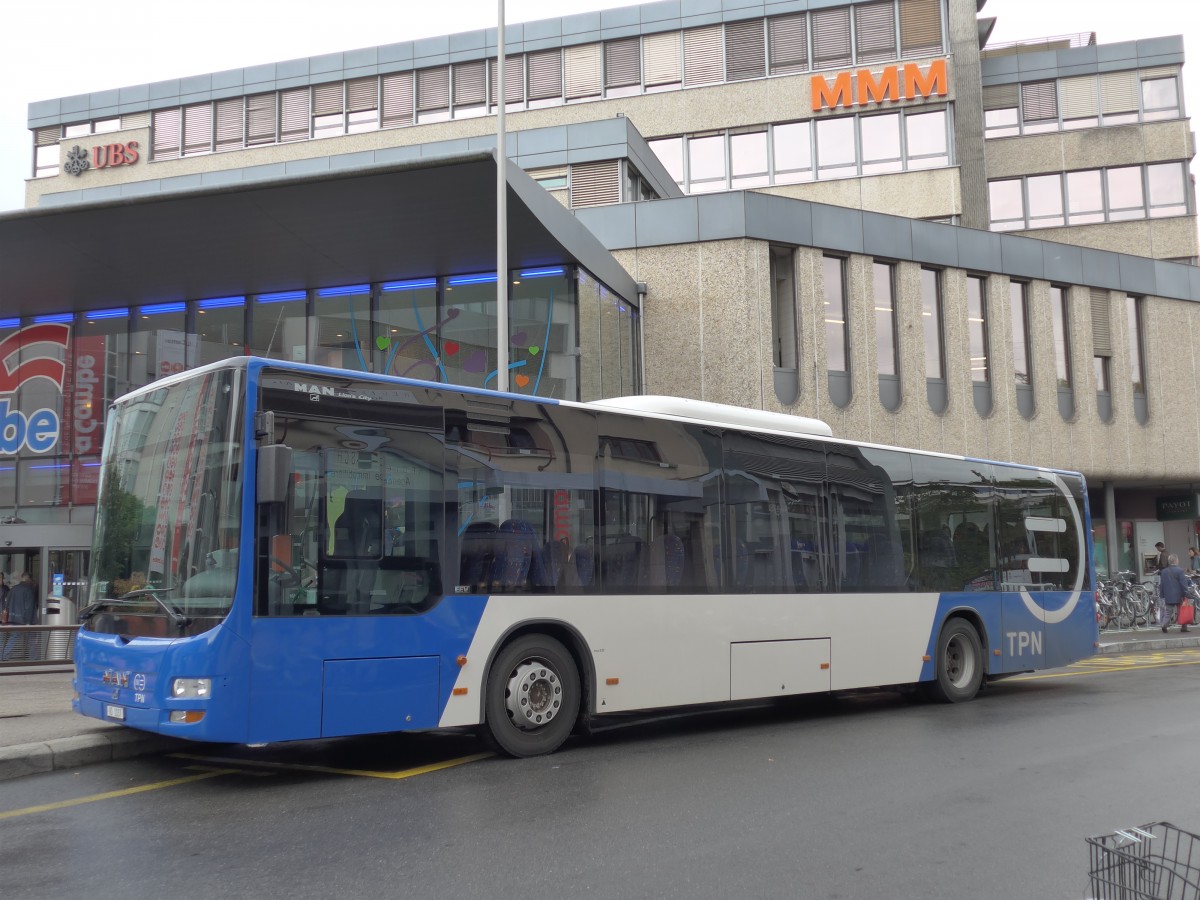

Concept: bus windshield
[[84, 367, 244, 638]]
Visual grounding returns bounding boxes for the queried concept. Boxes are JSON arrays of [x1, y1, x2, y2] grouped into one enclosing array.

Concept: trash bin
[[44, 596, 78, 661]]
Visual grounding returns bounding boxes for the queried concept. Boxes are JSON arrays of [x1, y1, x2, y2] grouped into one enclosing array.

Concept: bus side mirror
[[258, 444, 293, 505]]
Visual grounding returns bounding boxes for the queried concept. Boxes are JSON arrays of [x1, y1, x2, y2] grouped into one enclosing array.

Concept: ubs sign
[[63, 141, 140, 176]]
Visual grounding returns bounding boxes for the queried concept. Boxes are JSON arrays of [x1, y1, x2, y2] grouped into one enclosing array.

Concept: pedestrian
[[1190, 547, 1200, 574], [1155, 542, 1170, 572], [1158, 554, 1193, 633], [0, 571, 39, 660], [0, 572, 8, 610]]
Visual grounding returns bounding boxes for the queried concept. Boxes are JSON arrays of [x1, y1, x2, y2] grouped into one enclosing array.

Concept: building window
[[312, 82, 346, 139], [193, 296, 246, 367], [905, 109, 949, 169], [1026, 173, 1065, 228], [920, 268, 943, 379], [376, 278, 439, 381], [771, 248, 799, 372], [860, 114, 902, 175], [815, 117, 856, 179], [772, 122, 813, 183], [1093, 356, 1111, 393], [251, 291, 309, 361], [315, 284, 372, 371], [1010, 281, 1031, 386], [1050, 286, 1071, 389], [823, 256, 848, 373], [984, 106, 1019, 138], [966, 276, 989, 383], [131, 303, 188, 388], [730, 129, 769, 188], [989, 162, 1191, 230], [873, 262, 897, 377], [1141, 76, 1180, 121], [1127, 295, 1145, 396], [687, 133, 726, 193]]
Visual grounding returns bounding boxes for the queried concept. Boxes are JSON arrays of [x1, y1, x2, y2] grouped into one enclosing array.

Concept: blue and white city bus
[[74, 357, 1097, 757]]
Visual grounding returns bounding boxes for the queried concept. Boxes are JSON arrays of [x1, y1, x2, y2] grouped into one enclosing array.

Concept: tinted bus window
[[911, 457, 996, 592], [596, 413, 721, 593], [831, 445, 914, 591]]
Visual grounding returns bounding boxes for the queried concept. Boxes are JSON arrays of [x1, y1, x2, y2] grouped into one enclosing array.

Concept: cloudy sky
[[0, 0, 1194, 213]]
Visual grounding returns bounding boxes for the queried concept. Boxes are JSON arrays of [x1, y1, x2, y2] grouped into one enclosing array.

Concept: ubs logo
[[62, 141, 140, 177]]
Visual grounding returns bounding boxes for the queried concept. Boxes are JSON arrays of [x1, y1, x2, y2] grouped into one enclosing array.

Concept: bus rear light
[[169, 710, 206, 724]]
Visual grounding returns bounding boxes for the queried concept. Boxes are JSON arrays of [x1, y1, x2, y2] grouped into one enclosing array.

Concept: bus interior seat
[[604, 534, 644, 588], [573, 543, 595, 587], [460, 521, 499, 592], [498, 519, 535, 590]]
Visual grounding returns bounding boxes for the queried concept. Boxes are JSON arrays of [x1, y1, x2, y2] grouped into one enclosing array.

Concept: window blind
[[1021, 81, 1057, 122], [214, 97, 244, 151], [34, 126, 60, 145], [982, 84, 1019, 110], [570, 160, 621, 207], [1100, 71, 1138, 113], [899, 0, 942, 56], [768, 14, 808, 75], [855, 2, 897, 64], [246, 93, 277, 145], [643, 31, 681, 86], [1059, 76, 1099, 119], [489, 55, 525, 104], [604, 38, 641, 88], [312, 82, 344, 116], [182, 103, 212, 155], [152, 108, 181, 158], [725, 20, 766, 82], [347, 77, 379, 112], [381, 72, 414, 127], [280, 89, 310, 141], [1091, 288, 1112, 355], [417, 66, 450, 111], [811, 7, 852, 70], [454, 61, 487, 106], [527, 49, 563, 100], [683, 26, 723, 86], [565, 44, 603, 98]]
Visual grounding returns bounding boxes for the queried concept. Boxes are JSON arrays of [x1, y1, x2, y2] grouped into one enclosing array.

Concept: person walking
[[1190, 547, 1200, 574], [1155, 542, 1170, 572], [1158, 554, 1193, 633], [0, 571, 39, 660]]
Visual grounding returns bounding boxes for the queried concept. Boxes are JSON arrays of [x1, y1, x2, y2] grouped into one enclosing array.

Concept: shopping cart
[[1088, 823, 1200, 899]]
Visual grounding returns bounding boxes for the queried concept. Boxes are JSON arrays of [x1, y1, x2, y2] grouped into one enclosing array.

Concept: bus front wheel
[[482, 634, 580, 758], [926, 618, 984, 703]]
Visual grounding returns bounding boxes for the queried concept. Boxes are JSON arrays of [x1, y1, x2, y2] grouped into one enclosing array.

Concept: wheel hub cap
[[504, 660, 562, 730]]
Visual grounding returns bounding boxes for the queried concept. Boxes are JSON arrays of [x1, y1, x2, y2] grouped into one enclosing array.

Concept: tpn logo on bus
[[812, 59, 948, 111], [0, 324, 69, 455], [62, 141, 140, 177]]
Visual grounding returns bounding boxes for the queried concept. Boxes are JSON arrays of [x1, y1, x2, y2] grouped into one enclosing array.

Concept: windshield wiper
[[81, 585, 191, 632]]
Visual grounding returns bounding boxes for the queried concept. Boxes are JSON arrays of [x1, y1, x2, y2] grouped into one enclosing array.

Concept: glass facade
[[0, 266, 636, 527]]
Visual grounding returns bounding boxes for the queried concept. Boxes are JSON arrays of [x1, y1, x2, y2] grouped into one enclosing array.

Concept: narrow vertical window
[[1126, 295, 1145, 395], [920, 268, 943, 379], [823, 256, 848, 373], [966, 276, 989, 383], [771, 247, 800, 406], [1010, 282, 1031, 385], [1011, 281, 1034, 418], [873, 262, 897, 376], [1050, 286, 1071, 389], [874, 261, 900, 412]]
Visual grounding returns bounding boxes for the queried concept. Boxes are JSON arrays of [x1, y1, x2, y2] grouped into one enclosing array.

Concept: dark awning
[[0, 150, 637, 318]]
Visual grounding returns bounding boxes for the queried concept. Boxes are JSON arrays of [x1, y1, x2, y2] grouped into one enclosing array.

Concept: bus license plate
[[105, 704, 125, 721]]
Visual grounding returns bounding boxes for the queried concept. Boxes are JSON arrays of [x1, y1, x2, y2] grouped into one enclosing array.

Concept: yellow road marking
[[1012, 651, 1200, 682], [168, 750, 494, 779], [0, 769, 239, 821]]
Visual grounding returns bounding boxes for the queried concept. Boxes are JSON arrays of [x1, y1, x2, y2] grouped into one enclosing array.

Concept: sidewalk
[[2, 628, 1198, 782]]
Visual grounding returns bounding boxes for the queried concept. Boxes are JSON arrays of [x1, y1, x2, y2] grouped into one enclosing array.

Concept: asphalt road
[[3, 649, 1199, 900]]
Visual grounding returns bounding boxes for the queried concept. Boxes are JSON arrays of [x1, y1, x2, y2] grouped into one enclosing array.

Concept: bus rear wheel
[[482, 634, 580, 758], [926, 618, 984, 703]]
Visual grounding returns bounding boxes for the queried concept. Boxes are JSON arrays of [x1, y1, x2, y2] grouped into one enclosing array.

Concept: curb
[[0, 730, 180, 783], [1097, 635, 1200, 654]]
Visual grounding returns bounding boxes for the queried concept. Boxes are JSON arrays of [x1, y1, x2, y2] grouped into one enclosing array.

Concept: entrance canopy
[[0, 151, 637, 318]]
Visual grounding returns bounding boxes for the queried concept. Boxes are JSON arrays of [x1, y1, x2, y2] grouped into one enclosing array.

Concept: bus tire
[[926, 618, 984, 703], [482, 634, 580, 758]]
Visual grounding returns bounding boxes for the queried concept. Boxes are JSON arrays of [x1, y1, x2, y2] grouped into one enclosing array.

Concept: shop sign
[[0, 324, 70, 455], [1156, 494, 1199, 521], [812, 59, 948, 111], [63, 141, 140, 177]]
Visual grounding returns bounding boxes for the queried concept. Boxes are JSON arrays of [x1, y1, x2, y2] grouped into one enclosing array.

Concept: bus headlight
[[171, 678, 212, 698]]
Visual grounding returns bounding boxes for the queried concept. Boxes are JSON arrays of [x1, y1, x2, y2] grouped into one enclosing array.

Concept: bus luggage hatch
[[322, 656, 441, 737]]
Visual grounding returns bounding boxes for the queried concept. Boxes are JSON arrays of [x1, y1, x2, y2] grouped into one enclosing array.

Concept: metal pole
[[496, 0, 509, 394]]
